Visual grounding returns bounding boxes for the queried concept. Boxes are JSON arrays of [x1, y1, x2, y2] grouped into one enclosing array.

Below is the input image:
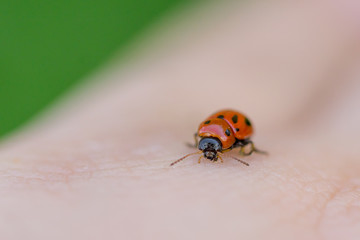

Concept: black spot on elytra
[[232, 114, 238, 123], [245, 117, 251, 126], [225, 129, 231, 136], [204, 120, 211, 124], [236, 128, 239, 132], [217, 115, 224, 119]]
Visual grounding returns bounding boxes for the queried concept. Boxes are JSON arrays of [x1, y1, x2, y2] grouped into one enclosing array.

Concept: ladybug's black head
[[198, 137, 222, 161]]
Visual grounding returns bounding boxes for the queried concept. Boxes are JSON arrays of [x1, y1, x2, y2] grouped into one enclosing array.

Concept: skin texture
[[1, 1, 360, 239]]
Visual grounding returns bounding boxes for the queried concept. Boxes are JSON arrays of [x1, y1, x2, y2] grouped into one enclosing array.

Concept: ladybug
[[170, 109, 266, 166]]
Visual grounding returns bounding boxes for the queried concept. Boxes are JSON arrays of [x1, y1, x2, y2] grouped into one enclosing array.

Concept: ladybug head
[[198, 137, 222, 161], [170, 136, 249, 166]]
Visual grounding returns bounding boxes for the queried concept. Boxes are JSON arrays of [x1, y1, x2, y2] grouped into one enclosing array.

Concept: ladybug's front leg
[[198, 155, 202, 164]]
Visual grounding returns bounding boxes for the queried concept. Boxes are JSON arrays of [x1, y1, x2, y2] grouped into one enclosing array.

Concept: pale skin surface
[[1, 1, 360, 239]]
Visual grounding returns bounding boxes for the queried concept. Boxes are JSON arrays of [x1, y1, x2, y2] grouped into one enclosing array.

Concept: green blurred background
[[0, 0, 190, 139]]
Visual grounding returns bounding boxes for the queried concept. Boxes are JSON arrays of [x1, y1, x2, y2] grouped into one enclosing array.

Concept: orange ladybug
[[170, 109, 266, 166]]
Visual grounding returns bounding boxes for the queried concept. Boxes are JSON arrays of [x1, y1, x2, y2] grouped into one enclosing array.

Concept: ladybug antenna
[[170, 151, 202, 166], [230, 156, 249, 166]]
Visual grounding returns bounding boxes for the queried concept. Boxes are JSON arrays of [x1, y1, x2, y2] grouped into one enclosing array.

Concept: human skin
[[1, 1, 360, 239]]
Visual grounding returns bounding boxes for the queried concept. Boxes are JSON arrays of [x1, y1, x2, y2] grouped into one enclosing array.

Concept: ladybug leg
[[239, 146, 252, 156], [229, 140, 249, 156], [250, 142, 268, 155], [241, 141, 268, 156], [218, 154, 224, 163], [186, 133, 199, 148], [198, 155, 202, 164]]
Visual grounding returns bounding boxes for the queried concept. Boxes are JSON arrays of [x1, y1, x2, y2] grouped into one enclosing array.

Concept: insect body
[[170, 109, 266, 166]]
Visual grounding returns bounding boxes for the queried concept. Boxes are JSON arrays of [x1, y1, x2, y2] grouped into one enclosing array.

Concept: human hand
[[1, 1, 360, 239]]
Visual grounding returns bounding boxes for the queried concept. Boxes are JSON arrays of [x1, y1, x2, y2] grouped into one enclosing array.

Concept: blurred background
[[1, 0, 360, 141], [0, 0, 192, 139]]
